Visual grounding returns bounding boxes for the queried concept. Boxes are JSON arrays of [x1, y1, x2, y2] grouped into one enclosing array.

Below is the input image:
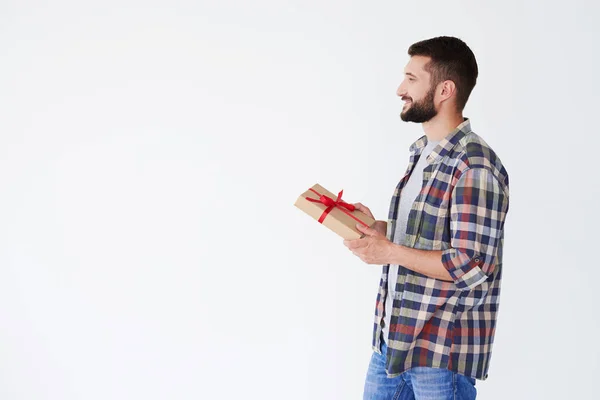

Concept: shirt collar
[[409, 118, 472, 164]]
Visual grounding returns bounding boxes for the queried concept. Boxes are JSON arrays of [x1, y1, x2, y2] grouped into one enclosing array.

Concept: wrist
[[387, 242, 404, 265]]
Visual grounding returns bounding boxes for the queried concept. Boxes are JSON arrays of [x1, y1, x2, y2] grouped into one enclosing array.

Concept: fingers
[[343, 238, 366, 250], [373, 221, 387, 236], [353, 202, 368, 211], [356, 223, 379, 237], [353, 202, 374, 218]]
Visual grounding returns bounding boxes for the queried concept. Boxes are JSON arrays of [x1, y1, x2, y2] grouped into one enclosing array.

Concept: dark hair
[[408, 36, 478, 111]]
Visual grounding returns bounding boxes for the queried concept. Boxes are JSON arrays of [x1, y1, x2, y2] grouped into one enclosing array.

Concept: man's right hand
[[353, 202, 387, 236]]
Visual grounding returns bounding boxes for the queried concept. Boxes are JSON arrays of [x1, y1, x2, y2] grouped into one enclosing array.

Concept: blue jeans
[[363, 339, 477, 400]]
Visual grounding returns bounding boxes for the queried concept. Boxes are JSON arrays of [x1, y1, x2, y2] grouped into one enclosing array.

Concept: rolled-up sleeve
[[441, 167, 509, 291]]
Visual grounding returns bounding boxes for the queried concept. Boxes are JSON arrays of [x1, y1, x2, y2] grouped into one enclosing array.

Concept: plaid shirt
[[372, 118, 510, 381]]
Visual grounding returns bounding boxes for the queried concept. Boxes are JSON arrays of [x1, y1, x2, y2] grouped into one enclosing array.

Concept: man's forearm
[[387, 243, 453, 282]]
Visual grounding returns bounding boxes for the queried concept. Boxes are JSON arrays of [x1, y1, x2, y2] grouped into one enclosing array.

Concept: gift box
[[294, 183, 376, 240]]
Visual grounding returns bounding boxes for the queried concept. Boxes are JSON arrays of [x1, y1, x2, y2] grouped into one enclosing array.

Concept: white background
[[1, 0, 598, 399]]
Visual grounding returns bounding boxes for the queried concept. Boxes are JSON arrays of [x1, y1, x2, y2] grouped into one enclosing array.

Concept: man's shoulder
[[449, 131, 509, 189]]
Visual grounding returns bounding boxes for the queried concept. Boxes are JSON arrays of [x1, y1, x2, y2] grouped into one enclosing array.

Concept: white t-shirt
[[381, 138, 440, 344]]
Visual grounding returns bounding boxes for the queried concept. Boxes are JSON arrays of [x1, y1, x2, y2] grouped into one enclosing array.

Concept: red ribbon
[[305, 188, 369, 227]]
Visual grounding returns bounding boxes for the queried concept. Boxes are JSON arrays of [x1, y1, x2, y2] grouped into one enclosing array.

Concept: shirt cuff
[[441, 248, 489, 291]]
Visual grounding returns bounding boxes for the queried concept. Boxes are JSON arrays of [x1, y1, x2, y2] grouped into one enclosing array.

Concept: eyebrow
[[405, 72, 418, 78]]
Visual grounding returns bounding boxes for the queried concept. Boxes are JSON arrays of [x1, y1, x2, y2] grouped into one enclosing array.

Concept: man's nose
[[396, 84, 406, 97]]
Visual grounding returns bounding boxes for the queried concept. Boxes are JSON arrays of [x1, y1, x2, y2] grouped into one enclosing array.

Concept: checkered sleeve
[[441, 167, 509, 291]]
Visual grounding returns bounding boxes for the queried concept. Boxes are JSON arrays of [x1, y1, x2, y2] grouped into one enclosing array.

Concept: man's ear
[[440, 80, 456, 99]]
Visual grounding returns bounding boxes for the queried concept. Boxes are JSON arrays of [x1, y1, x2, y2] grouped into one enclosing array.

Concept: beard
[[400, 86, 438, 123]]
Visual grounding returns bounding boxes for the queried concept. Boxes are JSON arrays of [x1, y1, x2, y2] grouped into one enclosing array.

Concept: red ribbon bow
[[305, 188, 368, 227]]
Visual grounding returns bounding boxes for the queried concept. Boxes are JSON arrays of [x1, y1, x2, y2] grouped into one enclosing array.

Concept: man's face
[[397, 56, 438, 123]]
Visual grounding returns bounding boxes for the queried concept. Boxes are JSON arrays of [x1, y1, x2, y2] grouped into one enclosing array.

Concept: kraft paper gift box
[[294, 183, 376, 240]]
